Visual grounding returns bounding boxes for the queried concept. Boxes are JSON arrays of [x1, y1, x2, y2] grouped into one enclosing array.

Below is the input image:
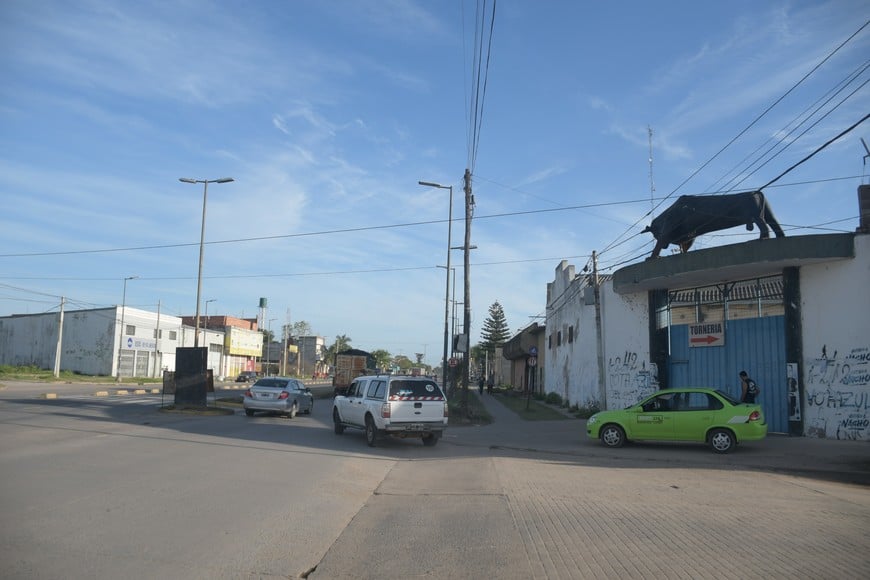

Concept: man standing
[[739, 370, 760, 404]]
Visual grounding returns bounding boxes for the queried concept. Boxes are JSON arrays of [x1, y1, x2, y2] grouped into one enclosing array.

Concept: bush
[[573, 401, 601, 419], [544, 392, 563, 406]]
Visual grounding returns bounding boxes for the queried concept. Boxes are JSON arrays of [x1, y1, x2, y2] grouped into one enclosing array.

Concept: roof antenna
[[648, 125, 656, 213], [862, 138, 870, 184]]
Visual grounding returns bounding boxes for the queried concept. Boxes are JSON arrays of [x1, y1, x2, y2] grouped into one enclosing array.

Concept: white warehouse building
[[0, 306, 260, 379]]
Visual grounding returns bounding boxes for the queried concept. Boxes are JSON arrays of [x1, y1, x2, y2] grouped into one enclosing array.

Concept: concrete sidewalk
[[459, 389, 870, 486]]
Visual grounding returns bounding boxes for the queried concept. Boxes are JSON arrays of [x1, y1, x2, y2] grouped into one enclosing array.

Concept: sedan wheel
[[600, 424, 626, 448], [305, 400, 313, 415], [287, 403, 298, 419], [245, 409, 255, 417], [709, 428, 736, 453], [365, 416, 378, 447]]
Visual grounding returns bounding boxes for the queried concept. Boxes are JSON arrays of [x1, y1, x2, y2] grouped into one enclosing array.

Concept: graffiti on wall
[[607, 351, 659, 410], [805, 345, 870, 440]]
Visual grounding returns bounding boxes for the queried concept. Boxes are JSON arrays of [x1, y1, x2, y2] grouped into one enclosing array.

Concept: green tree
[[370, 349, 392, 370], [479, 301, 511, 356], [324, 334, 353, 363], [392, 355, 414, 371], [289, 320, 312, 338]]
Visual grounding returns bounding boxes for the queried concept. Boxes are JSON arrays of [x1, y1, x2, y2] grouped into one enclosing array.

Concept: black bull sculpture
[[643, 191, 785, 259]]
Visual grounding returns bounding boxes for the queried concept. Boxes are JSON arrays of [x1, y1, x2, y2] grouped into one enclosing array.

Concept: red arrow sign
[[690, 335, 720, 345]]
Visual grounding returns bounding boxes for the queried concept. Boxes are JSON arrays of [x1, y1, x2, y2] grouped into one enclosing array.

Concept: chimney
[[858, 184, 870, 233]]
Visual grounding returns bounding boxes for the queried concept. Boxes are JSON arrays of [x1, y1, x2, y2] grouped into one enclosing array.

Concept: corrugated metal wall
[[669, 316, 787, 433]]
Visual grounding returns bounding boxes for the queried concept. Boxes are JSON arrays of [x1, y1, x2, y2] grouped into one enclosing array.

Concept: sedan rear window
[[389, 380, 444, 400], [253, 379, 290, 388]]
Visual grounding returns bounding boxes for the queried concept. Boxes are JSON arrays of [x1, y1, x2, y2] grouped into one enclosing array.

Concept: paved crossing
[[46, 392, 168, 407]]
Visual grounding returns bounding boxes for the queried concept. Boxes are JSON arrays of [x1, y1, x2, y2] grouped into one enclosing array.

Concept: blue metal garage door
[[669, 316, 787, 433]]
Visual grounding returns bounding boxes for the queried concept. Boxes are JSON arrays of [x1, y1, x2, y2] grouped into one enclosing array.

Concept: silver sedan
[[243, 377, 314, 418]]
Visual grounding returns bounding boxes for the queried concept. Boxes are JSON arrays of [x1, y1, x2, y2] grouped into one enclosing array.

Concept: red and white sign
[[689, 322, 725, 347]]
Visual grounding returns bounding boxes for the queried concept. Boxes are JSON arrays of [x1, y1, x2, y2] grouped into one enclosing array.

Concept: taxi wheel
[[365, 416, 378, 447], [600, 424, 626, 448], [709, 428, 736, 453]]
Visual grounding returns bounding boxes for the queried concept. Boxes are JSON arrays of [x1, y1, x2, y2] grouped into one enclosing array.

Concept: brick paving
[[472, 391, 870, 579]]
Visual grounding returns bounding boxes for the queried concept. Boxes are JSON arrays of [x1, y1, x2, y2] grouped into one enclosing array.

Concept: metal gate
[[669, 316, 788, 433]]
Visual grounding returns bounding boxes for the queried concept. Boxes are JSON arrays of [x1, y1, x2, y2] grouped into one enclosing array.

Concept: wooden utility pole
[[461, 168, 473, 415]]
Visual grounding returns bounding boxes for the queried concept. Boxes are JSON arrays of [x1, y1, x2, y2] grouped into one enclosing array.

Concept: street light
[[419, 180, 453, 395], [116, 275, 139, 382], [179, 177, 234, 347], [268, 318, 276, 376]]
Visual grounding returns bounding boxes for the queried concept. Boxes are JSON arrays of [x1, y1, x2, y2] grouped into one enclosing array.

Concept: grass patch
[[448, 392, 493, 426], [159, 405, 235, 416], [215, 396, 243, 406], [0, 365, 161, 384], [492, 392, 573, 421]]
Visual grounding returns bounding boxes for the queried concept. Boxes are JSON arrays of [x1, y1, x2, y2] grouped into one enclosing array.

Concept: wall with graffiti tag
[[800, 235, 870, 440], [803, 346, 870, 440], [601, 281, 658, 409]]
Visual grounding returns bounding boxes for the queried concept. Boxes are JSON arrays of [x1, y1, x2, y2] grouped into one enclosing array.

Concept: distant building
[[0, 307, 263, 380]]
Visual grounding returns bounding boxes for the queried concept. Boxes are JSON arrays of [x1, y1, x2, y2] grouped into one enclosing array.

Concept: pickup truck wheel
[[365, 415, 378, 447], [422, 434, 439, 447], [333, 409, 345, 434]]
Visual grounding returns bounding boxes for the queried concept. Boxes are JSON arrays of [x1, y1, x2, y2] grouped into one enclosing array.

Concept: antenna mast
[[648, 125, 656, 212]]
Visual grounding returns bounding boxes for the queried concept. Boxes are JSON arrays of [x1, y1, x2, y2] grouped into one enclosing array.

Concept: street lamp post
[[419, 180, 453, 395], [179, 177, 234, 347], [268, 318, 276, 376], [116, 275, 139, 382]]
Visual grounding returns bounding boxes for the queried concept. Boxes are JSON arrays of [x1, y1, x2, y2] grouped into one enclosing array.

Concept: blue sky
[[1, 1, 868, 366]]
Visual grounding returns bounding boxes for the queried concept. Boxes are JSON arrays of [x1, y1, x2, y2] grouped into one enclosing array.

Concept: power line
[[598, 19, 870, 258], [0, 175, 861, 261]]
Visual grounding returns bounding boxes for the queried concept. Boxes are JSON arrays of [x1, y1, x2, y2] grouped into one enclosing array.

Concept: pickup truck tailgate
[[388, 379, 446, 422]]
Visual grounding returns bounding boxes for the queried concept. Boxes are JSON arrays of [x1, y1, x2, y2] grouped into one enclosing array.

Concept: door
[[671, 391, 722, 442], [339, 379, 367, 426], [669, 316, 787, 433], [632, 393, 676, 440]]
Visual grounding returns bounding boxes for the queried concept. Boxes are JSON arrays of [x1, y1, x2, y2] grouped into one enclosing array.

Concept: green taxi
[[586, 388, 767, 453]]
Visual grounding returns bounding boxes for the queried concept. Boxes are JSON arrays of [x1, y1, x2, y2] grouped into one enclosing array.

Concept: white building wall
[[799, 233, 870, 440], [0, 312, 65, 369], [600, 281, 657, 410], [544, 261, 600, 407], [0, 307, 186, 377]]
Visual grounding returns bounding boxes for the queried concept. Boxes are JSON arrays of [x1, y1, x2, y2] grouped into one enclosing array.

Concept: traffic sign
[[529, 346, 538, 356], [528, 356, 537, 367]]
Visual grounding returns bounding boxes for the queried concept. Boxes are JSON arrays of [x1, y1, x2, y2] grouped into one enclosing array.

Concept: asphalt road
[[1, 380, 868, 579]]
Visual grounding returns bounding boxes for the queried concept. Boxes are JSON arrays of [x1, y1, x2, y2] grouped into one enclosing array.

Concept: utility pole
[[593, 251, 607, 409], [461, 168, 473, 414], [53, 297, 65, 378], [153, 300, 161, 378]]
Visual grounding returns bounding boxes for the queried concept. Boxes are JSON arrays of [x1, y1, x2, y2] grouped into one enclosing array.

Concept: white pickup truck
[[332, 374, 448, 447]]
